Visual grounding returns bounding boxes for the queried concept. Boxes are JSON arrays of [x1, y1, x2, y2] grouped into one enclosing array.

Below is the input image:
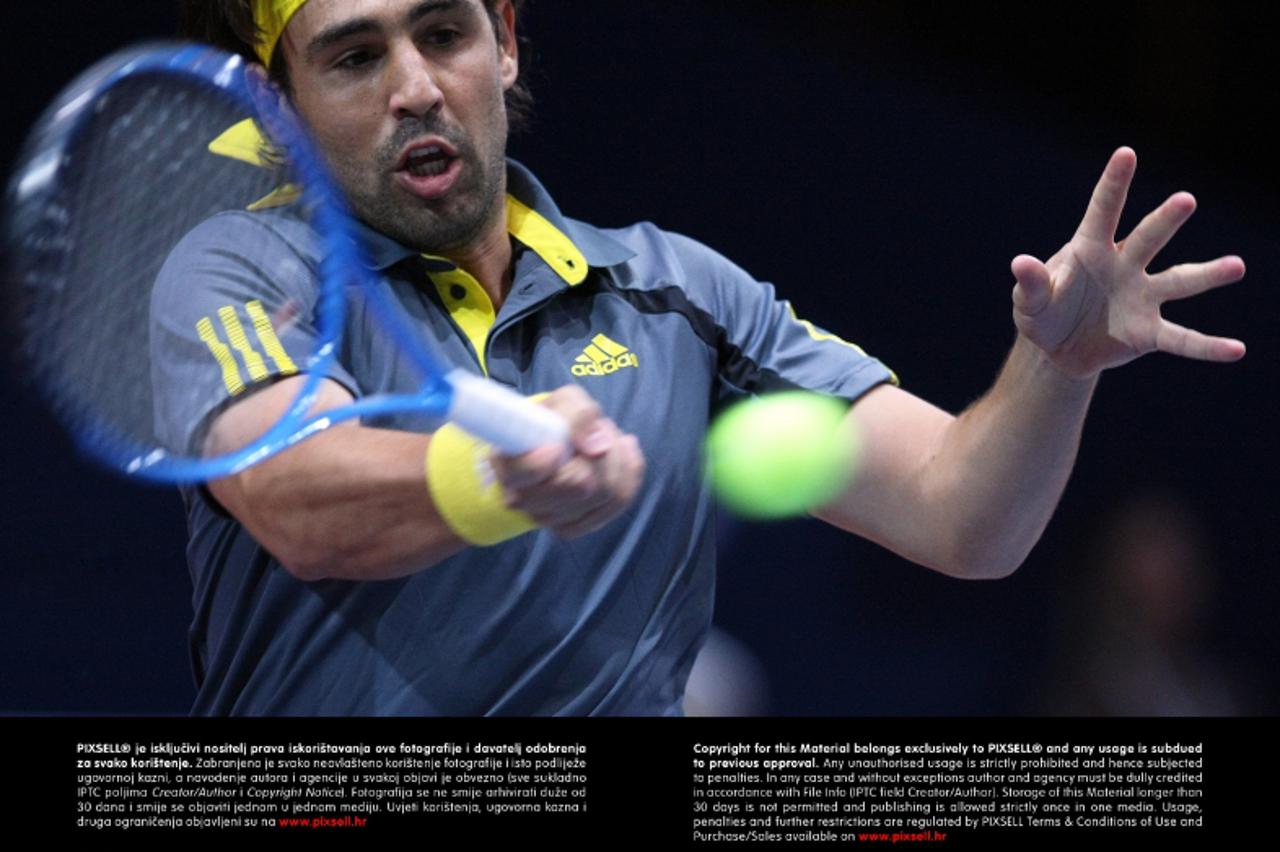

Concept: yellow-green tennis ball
[[705, 391, 855, 519]]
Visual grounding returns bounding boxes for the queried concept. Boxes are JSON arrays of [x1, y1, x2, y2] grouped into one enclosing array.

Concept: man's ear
[[497, 0, 519, 90]]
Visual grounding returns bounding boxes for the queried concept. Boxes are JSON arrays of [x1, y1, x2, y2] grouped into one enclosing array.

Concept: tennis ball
[[704, 391, 856, 519]]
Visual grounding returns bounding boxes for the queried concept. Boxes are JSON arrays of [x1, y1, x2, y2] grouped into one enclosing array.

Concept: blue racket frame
[[8, 43, 531, 483]]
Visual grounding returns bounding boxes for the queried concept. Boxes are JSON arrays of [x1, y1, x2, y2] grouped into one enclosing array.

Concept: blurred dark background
[[2, 1, 1274, 715]]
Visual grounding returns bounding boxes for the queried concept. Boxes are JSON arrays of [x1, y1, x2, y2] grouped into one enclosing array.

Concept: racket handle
[[446, 371, 570, 455]]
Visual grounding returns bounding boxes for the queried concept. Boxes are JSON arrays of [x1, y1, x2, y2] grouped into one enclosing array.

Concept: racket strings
[[15, 74, 283, 461]]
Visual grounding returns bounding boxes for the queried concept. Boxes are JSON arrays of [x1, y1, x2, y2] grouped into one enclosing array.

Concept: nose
[[387, 41, 443, 120]]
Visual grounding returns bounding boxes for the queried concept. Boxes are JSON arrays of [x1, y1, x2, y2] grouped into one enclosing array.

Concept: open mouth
[[393, 140, 463, 200], [403, 145, 453, 177]]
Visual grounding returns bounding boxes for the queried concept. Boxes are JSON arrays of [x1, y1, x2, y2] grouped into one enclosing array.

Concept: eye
[[423, 28, 461, 48], [334, 49, 378, 71]]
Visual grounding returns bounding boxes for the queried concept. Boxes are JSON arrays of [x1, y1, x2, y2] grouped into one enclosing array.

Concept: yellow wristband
[[425, 421, 537, 546]]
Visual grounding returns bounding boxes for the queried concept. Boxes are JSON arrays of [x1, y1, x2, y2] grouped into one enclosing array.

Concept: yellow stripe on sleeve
[[245, 300, 299, 375], [217, 306, 269, 381], [196, 316, 247, 396], [786, 304, 900, 386], [786, 303, 867, 354]]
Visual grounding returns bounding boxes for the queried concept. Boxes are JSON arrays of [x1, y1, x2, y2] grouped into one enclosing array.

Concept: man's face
[[278, 0, 518, 254]]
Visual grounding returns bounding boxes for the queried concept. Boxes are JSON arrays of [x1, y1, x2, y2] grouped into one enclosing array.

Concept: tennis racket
[[5, 42, 567, 483]]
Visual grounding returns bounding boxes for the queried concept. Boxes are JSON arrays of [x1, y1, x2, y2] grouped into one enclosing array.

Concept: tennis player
[[165, 0, 1245, 714]]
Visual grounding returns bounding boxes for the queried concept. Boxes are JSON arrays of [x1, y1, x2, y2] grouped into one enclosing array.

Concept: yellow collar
[[504, 195, 587, 286]]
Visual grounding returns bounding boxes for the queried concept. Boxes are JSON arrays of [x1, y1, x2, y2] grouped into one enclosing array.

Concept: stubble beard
[[341, 112, 508, 256]]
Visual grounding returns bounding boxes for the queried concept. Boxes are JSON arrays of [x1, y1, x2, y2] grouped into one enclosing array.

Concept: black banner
[[11, 716, 1268, 845]]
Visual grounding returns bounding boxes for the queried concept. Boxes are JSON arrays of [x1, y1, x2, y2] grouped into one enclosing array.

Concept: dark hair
[[179, 0, 534, 132]]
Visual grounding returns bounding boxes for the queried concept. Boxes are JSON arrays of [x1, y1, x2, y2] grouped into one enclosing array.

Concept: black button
[[450, 284, 467, 301], [565, 259, 576, 268]]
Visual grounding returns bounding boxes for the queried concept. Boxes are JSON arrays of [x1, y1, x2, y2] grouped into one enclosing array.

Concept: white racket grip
[[446, 370, 570, 455]]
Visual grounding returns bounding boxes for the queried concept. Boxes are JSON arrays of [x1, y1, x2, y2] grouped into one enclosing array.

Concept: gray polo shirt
[[151, 160, 895, 715]]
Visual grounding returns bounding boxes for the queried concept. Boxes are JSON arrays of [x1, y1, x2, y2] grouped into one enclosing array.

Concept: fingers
[[1010, 254, 1054, 317], [545, 435, 646, 538], [490, 442, 566, 490], [1155, 320, 1246, 362], [548, 384, 616, 457], [507, 432, 645, 536], [489, 385, 609, 488], [1121, 191, 1197, 269], [1076, 146, 1137, 243], [1151, 256, 1246, 302], [490, 384, 646, 538], [504, 424, 621, 517]]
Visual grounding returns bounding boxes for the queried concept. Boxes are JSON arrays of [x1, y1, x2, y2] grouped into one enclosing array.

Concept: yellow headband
[[252, 0, 309, 67]]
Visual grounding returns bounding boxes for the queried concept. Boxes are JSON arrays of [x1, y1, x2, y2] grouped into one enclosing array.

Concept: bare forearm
[[204, 378, 464, 581], [210, 424, 465, 581], [816, 335, 1095, 578], [203, 379, 643, 582], [924, 334, 1097, 576]]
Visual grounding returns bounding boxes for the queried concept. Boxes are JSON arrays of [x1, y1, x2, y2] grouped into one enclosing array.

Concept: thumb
[[1010, 254, 1053, 317]]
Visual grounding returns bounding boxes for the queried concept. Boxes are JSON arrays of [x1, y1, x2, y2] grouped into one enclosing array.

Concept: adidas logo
[[571, 334, 639, 377]]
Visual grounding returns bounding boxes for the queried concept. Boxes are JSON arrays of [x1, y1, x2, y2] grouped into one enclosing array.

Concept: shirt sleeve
[[149, 209, 361, 456], [659, 230, 897, 405]]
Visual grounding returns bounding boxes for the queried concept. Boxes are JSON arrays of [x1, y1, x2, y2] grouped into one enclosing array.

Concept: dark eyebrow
[[304, 0, 467, 63], [408, 0, 465, 26]]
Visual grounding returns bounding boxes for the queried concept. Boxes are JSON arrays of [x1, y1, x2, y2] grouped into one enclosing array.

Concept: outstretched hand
[[1010, 147, 1246, 380]]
